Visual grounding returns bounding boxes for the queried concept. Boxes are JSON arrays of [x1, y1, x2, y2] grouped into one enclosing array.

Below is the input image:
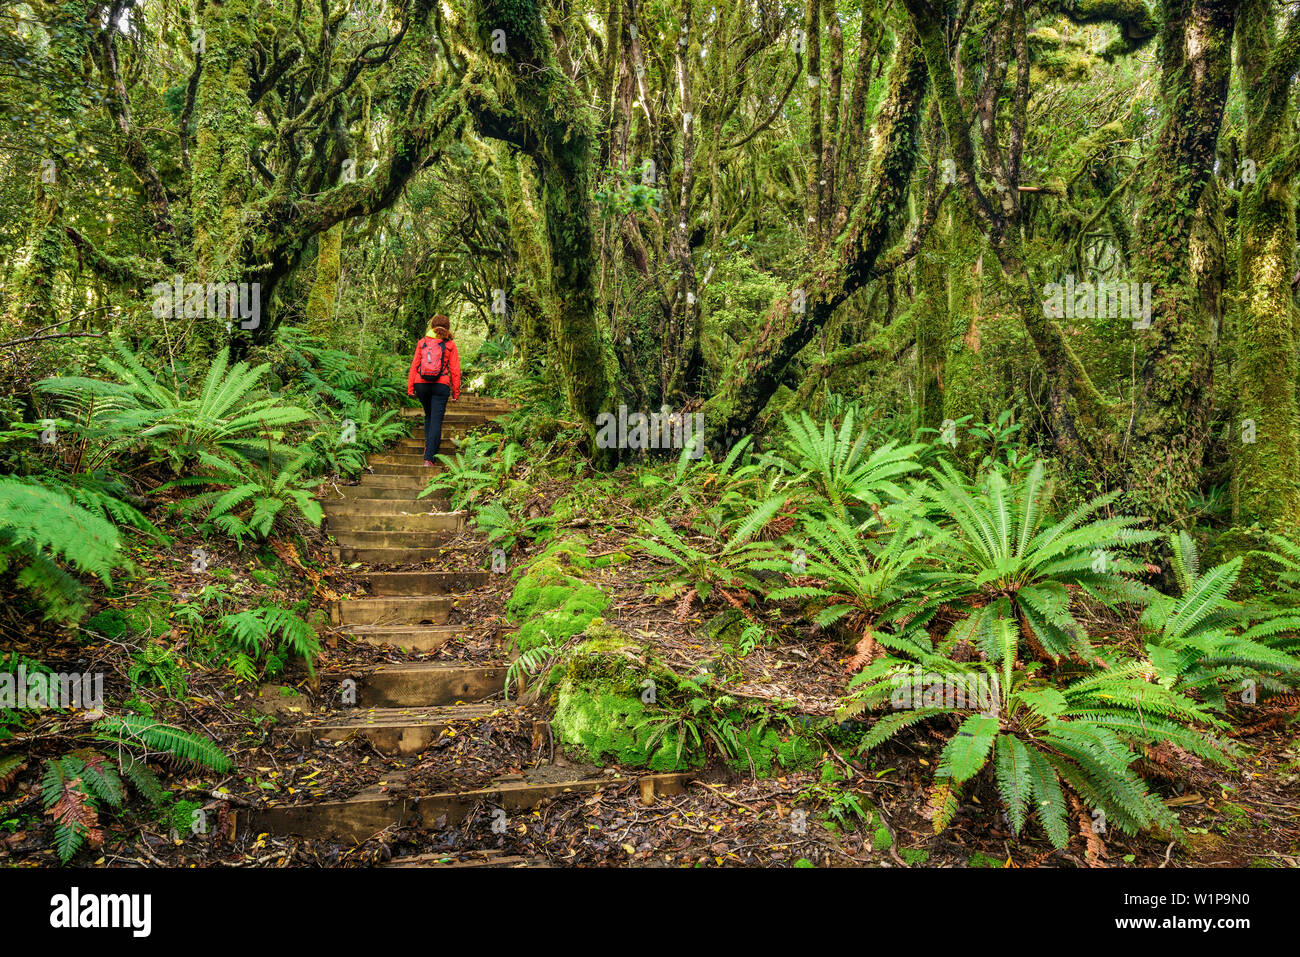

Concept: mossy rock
[[505, 534, 610, 652], [510, 581, 610, 652], [517, 535, 596, 579], [549, 627, 700, 772], [551, 687, 699, 771]]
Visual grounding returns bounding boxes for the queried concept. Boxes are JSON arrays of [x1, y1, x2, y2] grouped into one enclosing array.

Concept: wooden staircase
[[248, 396, 687, 861]]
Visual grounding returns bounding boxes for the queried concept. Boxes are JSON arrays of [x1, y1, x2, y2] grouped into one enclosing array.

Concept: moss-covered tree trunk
[[470, 0, 615, 459], [191, 0, 254, 351], [304, 225, 343, 331], [1230, 4, 1300, 529], [497, 146, 552, 371], [939, 204, 988, 434], [707, 30, 929, 443], [914, 221, 946, 434], [9, 182, 66, 328], [659, 0, 703, 405], [903, 0, 1114, 462], [1124, 0, 1239, 525]]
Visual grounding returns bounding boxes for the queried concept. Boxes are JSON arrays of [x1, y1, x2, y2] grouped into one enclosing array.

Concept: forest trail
[[247, 398, 686, 864]]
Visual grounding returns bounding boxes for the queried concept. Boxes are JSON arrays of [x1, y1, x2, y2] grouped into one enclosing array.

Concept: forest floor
[[4, 471, 1299, 869]]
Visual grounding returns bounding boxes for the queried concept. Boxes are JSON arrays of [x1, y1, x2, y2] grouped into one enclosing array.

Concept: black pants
[[413, 382, 451, 462]]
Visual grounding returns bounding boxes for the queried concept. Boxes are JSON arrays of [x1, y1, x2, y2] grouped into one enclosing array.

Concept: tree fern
[[420, 434, 501, 510], [42, 755, 101, 862], [638, 495, 787, 606], [165, 451, 323, 545], [39, 720, 226, 862], [839, 651, 1229, 850]]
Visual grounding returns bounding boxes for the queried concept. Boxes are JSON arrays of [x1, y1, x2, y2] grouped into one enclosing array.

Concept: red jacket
[[407, 336, 461, 399]]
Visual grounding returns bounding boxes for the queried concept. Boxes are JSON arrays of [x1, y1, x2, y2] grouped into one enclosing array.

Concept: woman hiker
[[407, 315, 461, 466]]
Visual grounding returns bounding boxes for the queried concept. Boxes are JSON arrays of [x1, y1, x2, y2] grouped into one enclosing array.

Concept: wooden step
[[330, 529, 460, 549], [347, 625, 467, 652], [403, 422, 473, 432], [291, 702, 502, 754], [395, 443, 443, 455], [328, 595, 455, 625], [431, 413, 493, 427], [403, 423, 476, 436], [366, 462, 443, 477], [393, 443, 472, 456], [248, 773, 690, 841], [385, 850, 534, 868], [357, 471, 440, 486], [322, 498, 451, 515], [330, 545, 454, 564], [402, 408, 502, 420], [359, 662, 508, 707], [399, 433, 487, 448], [324, 511, 463, 533], [397, 435, 472, 448], [402, 399, 511, 416], [374, 443, 457, 460], [371, 451, 454, 466], [323, 485, 434, 503], [364, 570, 490, 595]]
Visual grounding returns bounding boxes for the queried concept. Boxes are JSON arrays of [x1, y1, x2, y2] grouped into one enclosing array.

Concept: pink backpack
[[415, 338, 447, 381]]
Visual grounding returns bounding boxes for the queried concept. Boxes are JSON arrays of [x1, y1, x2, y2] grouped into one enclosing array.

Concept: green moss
[[114, 601, 171, 640], [86, 609, 128, 642], [305, 224, 342, 327], [551, 687, 697, 770], [548, 623, 699, 770], [170, 799, 202, 834], [900, 848, 930, 866], [506, 535, 610, 651], [968, 850, 1004, 868], [527, 537, 820, 777], [1213, 800, 1252, 836], [510, 583, 609, 652], [1210, 525, 1285, 599], [871, 814, 893, 852]]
